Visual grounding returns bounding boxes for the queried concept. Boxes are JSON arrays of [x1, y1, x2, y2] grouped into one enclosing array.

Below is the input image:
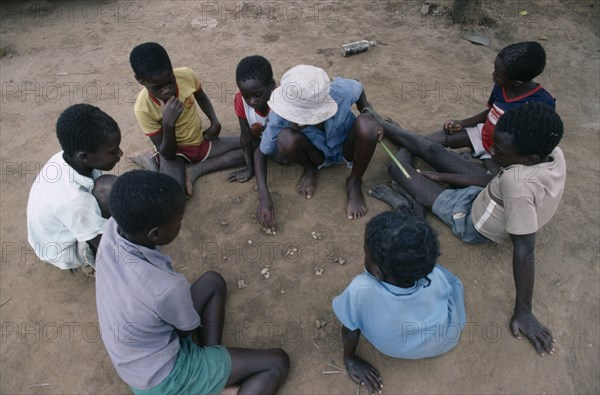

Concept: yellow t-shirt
[[134, 67, 204, 147]]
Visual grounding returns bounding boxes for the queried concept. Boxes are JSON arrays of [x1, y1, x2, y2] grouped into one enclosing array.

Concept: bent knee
[[276, 128, 300, 155], [269, 348, 290, 379], [354, 114, 380, 141], [203, 270, 227, 293]]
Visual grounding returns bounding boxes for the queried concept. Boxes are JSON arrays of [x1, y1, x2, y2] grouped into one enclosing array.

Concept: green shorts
[[132, 336, 231, 395]]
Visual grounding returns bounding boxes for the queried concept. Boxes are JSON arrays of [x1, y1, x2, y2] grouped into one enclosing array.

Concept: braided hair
[[365, 211, 439, 287], [496, 102, 563, 158], [497, 41, 546, 82]]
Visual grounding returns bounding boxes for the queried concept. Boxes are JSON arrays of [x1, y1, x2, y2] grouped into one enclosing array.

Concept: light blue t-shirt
[[332, 265, 466, 359], [260, 77, 363, 164]]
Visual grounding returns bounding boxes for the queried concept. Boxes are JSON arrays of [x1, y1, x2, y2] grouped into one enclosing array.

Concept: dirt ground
[[1, 0, 599, 394]]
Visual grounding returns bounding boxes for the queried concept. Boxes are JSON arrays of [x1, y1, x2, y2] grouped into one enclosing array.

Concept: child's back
[[335, 264, 464, 358], [97, 170, 289, 394], [333, 211, 465, 392]]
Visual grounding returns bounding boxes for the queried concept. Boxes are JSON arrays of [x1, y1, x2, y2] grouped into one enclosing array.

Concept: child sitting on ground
[[27, 104, 122, 274], [226, 55, 276, 183], [96, 170, 289, 394], [421, 41, 555, 174], [129, 42, 244, 196], [333, 210, 466, 393], [371, 102, 564, 356], [254, 64, 382, 225]]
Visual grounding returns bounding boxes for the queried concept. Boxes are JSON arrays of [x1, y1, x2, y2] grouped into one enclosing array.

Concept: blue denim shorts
[[432, 186, 489, 244]]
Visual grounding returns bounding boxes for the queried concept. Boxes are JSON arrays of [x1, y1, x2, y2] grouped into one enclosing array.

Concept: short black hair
[[56, 104, 120, 157], [365, 211, 439, 286], [109, 170, 185, 235], [496, 102, 563, 158], [497, 41, 546, 82], [236, 55, 273, 84], [130, 42, 173, 81]]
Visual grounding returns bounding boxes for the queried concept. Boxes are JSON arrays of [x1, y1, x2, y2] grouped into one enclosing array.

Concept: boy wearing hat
[[254, 64, 381, 226]]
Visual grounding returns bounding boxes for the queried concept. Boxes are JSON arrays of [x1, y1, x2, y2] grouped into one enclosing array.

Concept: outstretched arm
[[254, 148, 275, 227], [509, 233, 555, 355], [194, 90, 221, 140], [342, 326, 383, 393]]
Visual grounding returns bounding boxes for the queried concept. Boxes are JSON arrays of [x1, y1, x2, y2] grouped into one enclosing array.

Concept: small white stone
[[260, 268, 269, 275], [248, 240, 253, 245], [315, 269, 324, 276]]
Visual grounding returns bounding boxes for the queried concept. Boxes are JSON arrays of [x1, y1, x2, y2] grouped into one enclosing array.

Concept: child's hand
[[226, 167, 254, 183], [257, 197, 275, 228], [203, 123, 221, 141], [344, 356, 383, 394], [160, 96, 183, 128], [511, 309, 555, 356], [443, 119, 463, 134]]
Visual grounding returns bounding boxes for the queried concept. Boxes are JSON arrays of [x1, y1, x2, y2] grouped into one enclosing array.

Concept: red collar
[[501, 84, 542, 102]]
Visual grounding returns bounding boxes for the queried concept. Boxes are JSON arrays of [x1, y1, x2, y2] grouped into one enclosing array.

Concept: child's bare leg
[[92, 174, 117, 218], [383, 121, 476, 175], [190, 271, 226, 346], [186, 137, 245, 194], [342, 114, 380, 220], [128, 147, 159, 171], [158, 155, 187, 193], [388, 147, 446, 209], [225, 348, 289, 395], [426, 129, 473, 149], [277, 128, 324, 199]]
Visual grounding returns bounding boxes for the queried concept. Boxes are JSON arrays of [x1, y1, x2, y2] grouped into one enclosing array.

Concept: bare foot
[[368, 183, 411, 211], [128, 148, 158, 171], [346, 176, 367, 220], [296, 166, 316, 199], [390, 181, 425, 219]]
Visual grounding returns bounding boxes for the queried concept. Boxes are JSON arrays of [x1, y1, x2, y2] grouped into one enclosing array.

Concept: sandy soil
[[1, 0, 599, 394]]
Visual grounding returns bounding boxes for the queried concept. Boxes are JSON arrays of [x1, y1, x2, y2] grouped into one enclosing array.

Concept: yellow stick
[[378, 140, 411, 179]]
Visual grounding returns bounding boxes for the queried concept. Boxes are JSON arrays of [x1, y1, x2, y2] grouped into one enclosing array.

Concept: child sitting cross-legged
[[332, 211, 466, 393], [129, 42, 244, 196], [96, 170, 289, 394]]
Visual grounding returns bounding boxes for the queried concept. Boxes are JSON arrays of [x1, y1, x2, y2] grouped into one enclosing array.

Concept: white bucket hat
[[268, 65, 338, 125]]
